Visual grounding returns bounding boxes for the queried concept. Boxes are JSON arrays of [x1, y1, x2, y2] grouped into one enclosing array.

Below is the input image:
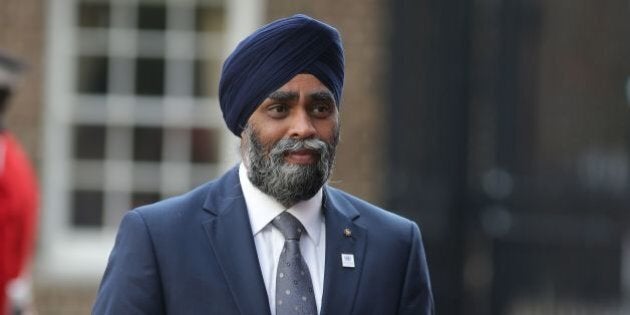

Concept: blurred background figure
[[0, 51, 39, 315]]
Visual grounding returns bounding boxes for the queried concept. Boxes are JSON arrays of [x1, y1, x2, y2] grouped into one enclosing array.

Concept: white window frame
[[39, 0, 264, 282]]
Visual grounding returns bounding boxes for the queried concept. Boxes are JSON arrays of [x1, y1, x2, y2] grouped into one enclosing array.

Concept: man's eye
[[311, 104, 332, 117], [267, 104, 289, 117]]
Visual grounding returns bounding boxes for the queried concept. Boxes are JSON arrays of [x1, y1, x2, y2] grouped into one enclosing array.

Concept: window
[[42, 0, 262, 280]]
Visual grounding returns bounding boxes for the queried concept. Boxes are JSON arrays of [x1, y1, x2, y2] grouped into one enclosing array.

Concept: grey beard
[[242, 125, 338, 208]]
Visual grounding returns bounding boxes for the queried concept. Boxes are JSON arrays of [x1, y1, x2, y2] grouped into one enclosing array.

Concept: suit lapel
[[320, 187, 367, 315], [201, 167, 271, 315]]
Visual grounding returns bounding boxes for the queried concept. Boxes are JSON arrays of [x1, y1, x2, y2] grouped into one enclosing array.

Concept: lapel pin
[[341, 253, 355, 268], [343, 228, 352, 237]]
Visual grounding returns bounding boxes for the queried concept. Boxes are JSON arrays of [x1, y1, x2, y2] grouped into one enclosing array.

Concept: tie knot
[[272, 212, 305, 240]]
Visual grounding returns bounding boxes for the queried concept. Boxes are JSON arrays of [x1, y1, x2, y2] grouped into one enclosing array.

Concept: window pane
[[77, 56, 109, 94], [136, 58, 165, 95], [133, 127, 163, 161], [78, 2, 110, 28], [196, 6, 224, 32], [191, 127, 218, 163], [190, 165, 216, 187], [138, 3, 167, 30], [72, 190, 104, 227], [131, 192, 161, 208], [74, 125, 106, 159]]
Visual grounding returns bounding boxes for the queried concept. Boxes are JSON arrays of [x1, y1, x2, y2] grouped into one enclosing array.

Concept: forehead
[[275, 73, 330, 93]]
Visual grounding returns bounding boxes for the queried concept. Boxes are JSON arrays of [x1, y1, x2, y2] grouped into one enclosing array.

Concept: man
[[93, 14, 433, 315], [0, 51, 38, 315]]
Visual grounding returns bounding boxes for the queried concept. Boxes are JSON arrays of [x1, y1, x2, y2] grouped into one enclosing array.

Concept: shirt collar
[[239, 163, 323, 245]]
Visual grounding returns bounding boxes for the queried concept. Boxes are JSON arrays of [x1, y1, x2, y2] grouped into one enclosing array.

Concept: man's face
[[246, 73, 339, 158], [241, 74, 340, 207]]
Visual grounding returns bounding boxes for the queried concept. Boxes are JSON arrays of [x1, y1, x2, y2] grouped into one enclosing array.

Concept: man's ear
[[239, 127, 251, 167]]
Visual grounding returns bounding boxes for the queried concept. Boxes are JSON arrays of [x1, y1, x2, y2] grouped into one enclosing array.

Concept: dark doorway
[[387, 0, 630, 314]]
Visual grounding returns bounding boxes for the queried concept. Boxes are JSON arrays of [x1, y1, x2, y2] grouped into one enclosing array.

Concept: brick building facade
[[0, 0, 389, 313]]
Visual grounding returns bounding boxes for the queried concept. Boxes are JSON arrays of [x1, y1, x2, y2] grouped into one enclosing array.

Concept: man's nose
[[288, 109, 317, 139]]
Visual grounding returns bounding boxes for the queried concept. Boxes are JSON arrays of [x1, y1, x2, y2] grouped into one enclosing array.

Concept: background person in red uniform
[[0, 51, 38, 315]]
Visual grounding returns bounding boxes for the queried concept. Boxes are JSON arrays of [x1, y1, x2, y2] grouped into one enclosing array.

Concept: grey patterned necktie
[[272, 212, 317, 315]]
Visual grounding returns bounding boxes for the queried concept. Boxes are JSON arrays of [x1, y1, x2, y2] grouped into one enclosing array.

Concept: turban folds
[[219, 14, 345, 136]]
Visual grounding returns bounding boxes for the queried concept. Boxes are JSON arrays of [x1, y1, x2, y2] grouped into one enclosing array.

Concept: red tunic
[[0, 132, 38, 314]]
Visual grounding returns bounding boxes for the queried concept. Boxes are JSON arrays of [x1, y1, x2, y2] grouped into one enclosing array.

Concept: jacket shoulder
[[325, 185, 418, 233], [132, 166, 240, 221], [133, 180, 212, 220]]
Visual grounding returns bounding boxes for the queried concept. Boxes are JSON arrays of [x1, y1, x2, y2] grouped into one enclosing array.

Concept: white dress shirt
[[239, 163, 326, 315]]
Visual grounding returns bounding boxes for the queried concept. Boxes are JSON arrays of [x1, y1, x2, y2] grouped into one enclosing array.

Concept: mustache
[[268, 137, 328, 157]]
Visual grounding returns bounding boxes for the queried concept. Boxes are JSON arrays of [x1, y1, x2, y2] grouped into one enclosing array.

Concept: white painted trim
[[40, 0, 83, 280], [39, 0, 262, 282]]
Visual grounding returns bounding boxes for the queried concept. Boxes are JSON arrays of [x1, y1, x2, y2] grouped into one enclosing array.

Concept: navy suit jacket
[[93, 166, 434, 314]]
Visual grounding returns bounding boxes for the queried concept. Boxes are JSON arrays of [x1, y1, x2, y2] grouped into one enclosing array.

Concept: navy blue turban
[[219, 14, 345, 136]]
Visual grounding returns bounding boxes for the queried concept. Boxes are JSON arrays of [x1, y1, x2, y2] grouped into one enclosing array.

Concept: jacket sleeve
[[92, 211, 165, 315], [398, 222, 435, 315]]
